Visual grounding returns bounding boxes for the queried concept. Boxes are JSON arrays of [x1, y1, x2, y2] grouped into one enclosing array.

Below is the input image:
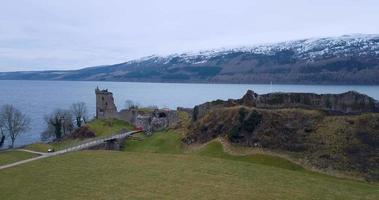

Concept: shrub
[[242, 110, 262, 132]]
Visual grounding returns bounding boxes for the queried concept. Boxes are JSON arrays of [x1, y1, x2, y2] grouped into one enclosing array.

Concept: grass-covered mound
[[195, 141, 305, 171], [185, 106, 379, 180], [0, 151, 38, 165], [122, 130, 183, 154], [125, 131, 304, 171], [86, 118, 134, 137]]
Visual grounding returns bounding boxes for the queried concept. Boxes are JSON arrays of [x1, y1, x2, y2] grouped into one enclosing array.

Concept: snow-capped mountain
[[1, 34, 379, 84]]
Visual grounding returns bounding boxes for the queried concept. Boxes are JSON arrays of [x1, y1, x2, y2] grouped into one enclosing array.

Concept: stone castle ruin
[[95, 88, 178, 133], [193, 90, 379, 121], [95, 87, 118, 119]]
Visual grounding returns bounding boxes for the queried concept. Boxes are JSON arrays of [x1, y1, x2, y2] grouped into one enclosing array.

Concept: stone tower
[[95, 87, 118, 119]]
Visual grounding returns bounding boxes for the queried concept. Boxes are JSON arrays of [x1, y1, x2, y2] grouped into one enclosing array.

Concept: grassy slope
[[87, 118, 134, 137], [124, 131, 304, 171], [122, 130, 183, 154], [0, 151, 38, 165], [195, 141, 305, 171]]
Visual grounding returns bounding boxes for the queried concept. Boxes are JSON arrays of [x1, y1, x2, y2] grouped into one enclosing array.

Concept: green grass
[[0, 151, 38, 165], [0, 151, 378, 200], [123, 130, 303, 171], [25, 143, 53, 153], [1, 128, 378, 199], [194, 141, 305, 171], [87, 118, 134, 137], [122, 130, 183, 154]]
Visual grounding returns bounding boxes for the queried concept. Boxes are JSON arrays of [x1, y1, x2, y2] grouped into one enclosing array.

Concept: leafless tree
[[62, 110, 74, 136], [0, 104, 30, 148], [45, 109, 74, 140], [0, 122, 5, 147], [125, 100, 140, 110], [71, 102, 88, 128], [40, 124, 55, 142]]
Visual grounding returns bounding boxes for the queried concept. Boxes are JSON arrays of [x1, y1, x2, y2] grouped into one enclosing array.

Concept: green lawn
[[0, 151, 39, 166], [0, 151, 378, 200]]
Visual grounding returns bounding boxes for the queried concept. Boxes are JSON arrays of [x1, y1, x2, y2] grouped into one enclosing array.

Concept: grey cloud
[[0, 0, 378, 71]]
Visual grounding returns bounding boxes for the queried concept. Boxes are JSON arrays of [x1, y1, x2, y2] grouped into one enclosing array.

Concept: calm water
[[0, 80, 378, 148]]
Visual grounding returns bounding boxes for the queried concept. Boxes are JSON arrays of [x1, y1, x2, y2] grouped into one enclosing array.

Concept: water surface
[[0, 80, 378, 147]]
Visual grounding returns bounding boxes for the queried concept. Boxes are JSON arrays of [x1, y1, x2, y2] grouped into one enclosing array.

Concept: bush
[[66, 126, 96, 139], [242, 110, 262, 132]]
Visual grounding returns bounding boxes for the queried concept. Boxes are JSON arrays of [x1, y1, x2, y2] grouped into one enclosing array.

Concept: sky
[[0, 0, 379, 72]]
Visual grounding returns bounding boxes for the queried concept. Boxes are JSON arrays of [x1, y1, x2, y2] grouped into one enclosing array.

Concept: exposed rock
[[238, 90, 258, 107]]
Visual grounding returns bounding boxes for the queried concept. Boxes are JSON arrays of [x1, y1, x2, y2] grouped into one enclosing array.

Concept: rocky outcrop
[[192, 90, 379, 121]]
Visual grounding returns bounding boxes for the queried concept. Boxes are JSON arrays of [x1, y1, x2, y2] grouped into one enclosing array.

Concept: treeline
[[0, 102, 89, 149], [42, 102, 88, 141]]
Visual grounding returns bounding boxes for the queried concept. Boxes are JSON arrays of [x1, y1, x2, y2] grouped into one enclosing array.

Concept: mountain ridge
[[1, 34, 379, 84]]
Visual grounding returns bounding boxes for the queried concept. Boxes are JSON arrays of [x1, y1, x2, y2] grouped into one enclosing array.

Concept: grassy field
[[0, 150, 38, 165], [2, 129, 378, 199], [0, 150, 378, 200]]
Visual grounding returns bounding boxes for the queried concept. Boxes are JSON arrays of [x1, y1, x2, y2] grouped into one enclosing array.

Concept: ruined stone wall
[[193, 90, 379, 121], [117, 109, 138, 124], [115, 108, 179, 133], [256, 91, 378, 113], [94, 88, 179, 133]]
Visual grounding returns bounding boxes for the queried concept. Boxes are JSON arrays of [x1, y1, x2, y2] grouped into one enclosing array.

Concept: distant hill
[[1, 34, 379, 84]]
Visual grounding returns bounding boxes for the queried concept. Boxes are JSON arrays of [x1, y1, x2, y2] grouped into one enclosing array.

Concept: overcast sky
[[0, 0, 378, 72]]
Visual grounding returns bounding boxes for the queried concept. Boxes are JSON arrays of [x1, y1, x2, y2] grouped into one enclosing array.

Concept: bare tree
[[40, 124, 55, 142], [0, 123, 5, 147], [71, 102, 88, 128], [62, 110, 74, 136], [45, 109, 73, 139], [0, 104, 30, 148], [125, 100, 140, 110]]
